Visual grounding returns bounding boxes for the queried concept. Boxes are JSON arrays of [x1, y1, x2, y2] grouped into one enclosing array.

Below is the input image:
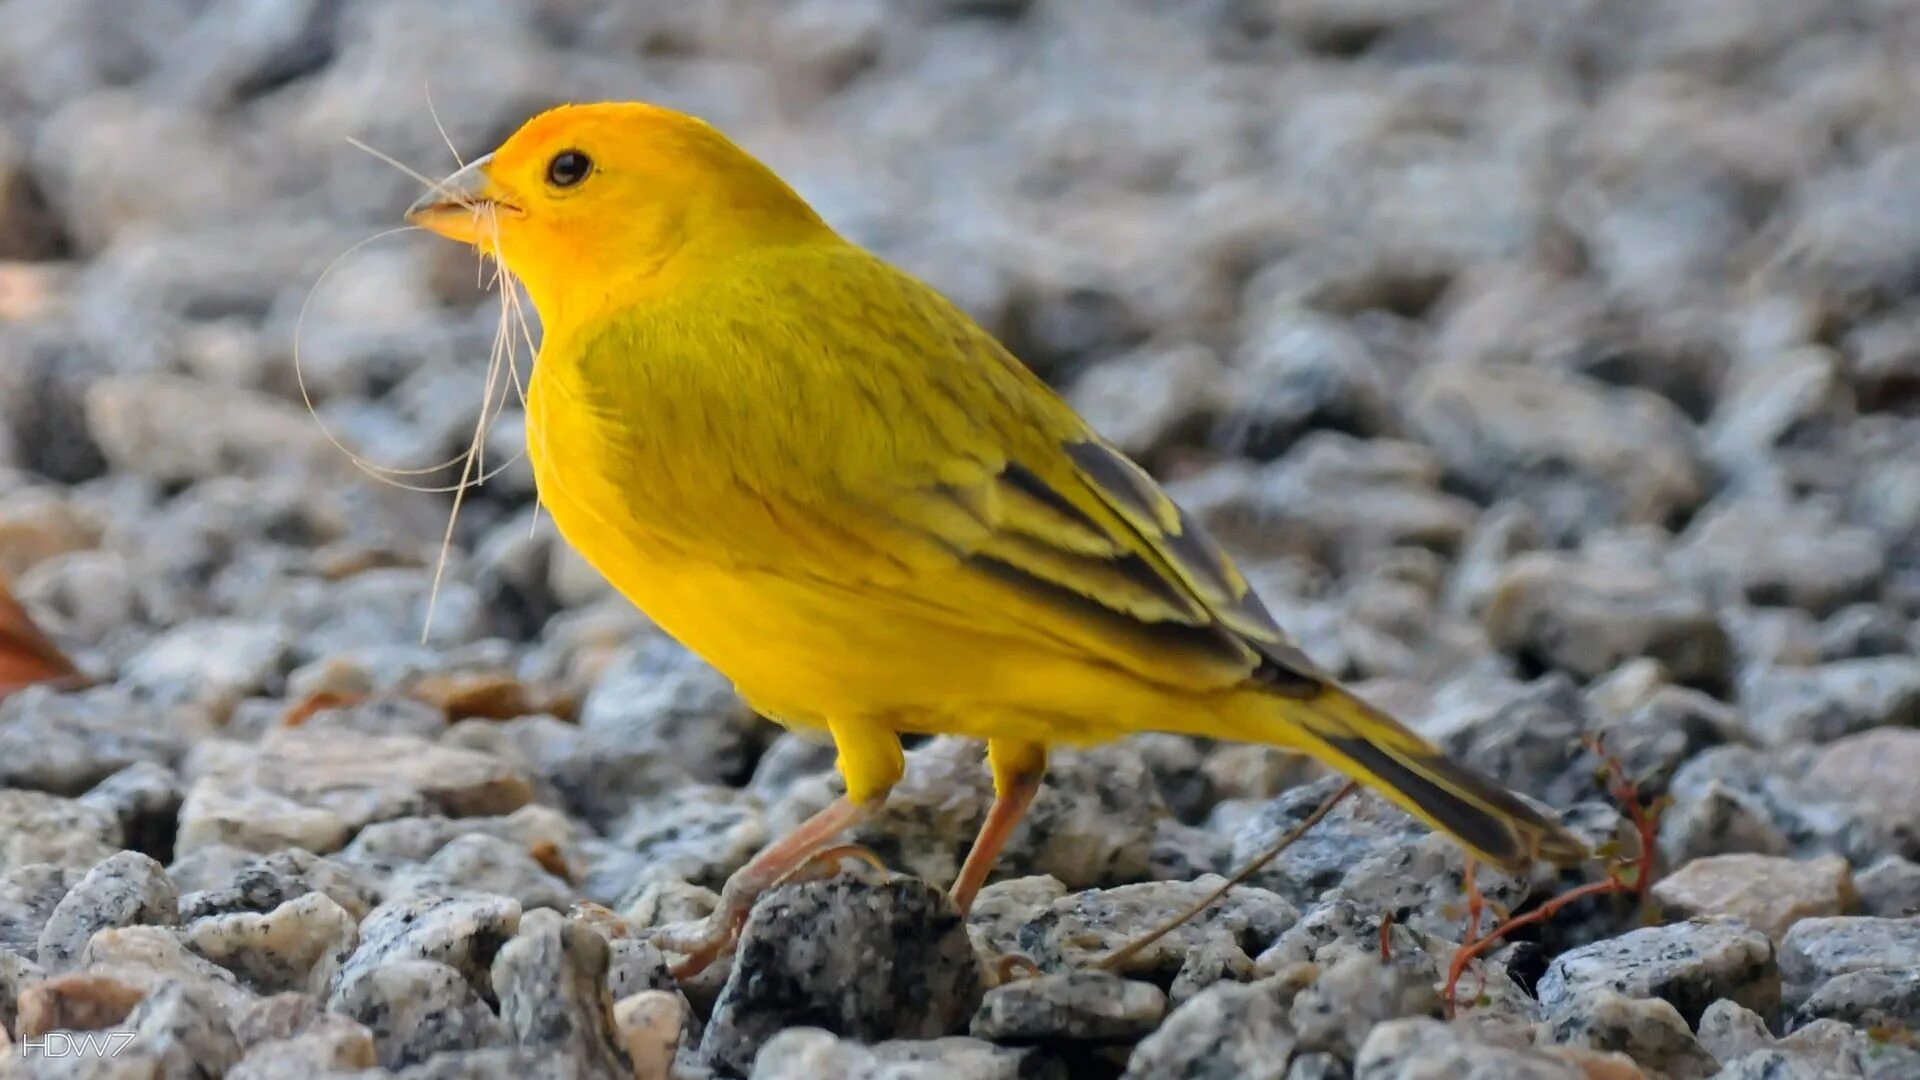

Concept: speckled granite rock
[[995, 876, 1296, 978], [178, 729, 533, 855], [175, 848, 381, 923], [0, 791, 121, 875], [1537, 989, 1718, 1080], [1778, 916, 1920, 1029], [1652, 854, 1855, 942], [1122, 979, 1294, 1080], [1537, 918, 1779, 1026], [1290, 954, 1443, 1061], [749, 1028, 1064, 1080], [970, 971, 1166, 1044], [1854, 856, 1920, 917], [331, 959, 510, 1069], [0, 865, 82, 956], [1353, 1017, 1583, 1080], [489, 909, 627, 1078], [387, 832, 573, 911], [326, 893, 521, 1008], [36, 851, 178, 971], [181, 891, 358, 995], [700, 877, 983, 1076]]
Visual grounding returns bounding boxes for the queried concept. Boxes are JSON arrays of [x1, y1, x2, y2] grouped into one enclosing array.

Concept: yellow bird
[[407, 103, 1586, 973]]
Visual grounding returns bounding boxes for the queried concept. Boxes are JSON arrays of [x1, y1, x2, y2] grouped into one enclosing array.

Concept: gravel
[[3, 0, 1919, 1077]]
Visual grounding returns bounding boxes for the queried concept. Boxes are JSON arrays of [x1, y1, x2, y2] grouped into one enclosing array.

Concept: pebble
[[1804, 729, 1920, 857], [180, 891, 358, 996], [700, 877, 983, 1076], [1537, 990, 1718, 1080], [1853, 856, 1920, 918], [1536, 918, 1779, 1026], [1289, 954, 1442, 1061], [1481, 550, 1728, 687], [970, 971, 1167, 1043], [1121, 978, 1294, 1079], [35, 851, 178, 972], [176, 847, 382, 923], [387, 832, 574, 911], [330, 958, 510, 1069], [749, 1028, 1061, 1080], [1003, 876, 1296, 978], [178, 728, 533, 856], [1778, 916, 1920, 1025], [326, 893, 522, 1008], [489, 909, 628, 1078], [1740, 658, 1920, 746], [0, 687, 191, 797], [0, 790, 122, 875], [1651, 854, 1855, 942], [1353, 1017, 1584, 1080]]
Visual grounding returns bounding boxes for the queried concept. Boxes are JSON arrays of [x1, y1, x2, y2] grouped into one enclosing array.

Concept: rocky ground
[[3, 0, 1920, 1077]]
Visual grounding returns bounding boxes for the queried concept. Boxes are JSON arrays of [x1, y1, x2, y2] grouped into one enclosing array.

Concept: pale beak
[[405, 154, 513, 244]]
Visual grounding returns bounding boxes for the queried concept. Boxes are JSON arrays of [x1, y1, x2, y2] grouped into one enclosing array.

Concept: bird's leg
[[654, 795, 876, 977], [951, 738, 1047, 916], [655, 718, 904, 979]]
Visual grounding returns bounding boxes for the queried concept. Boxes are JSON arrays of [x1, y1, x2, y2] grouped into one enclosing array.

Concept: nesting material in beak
[[405, 154, 511, 245]]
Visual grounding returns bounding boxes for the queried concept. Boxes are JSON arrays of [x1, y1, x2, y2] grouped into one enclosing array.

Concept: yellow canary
[[407, 103, 1586, 971]]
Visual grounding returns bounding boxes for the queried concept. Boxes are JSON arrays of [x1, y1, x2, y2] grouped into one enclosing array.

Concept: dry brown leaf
[[0, 576, 80, 700]]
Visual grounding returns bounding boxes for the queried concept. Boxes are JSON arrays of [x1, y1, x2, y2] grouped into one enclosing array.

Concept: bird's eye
[[546, 150, 592, 189]]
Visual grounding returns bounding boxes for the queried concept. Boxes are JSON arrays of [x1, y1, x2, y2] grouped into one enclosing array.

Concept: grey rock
[[1652, 854, 1856, 943], [1676, 498, 1886, 619], [1167, 937, 1256, 1006], [1121, 976, 1290, 1076], [0, 687, 190, 797], [71, 925, 253, 1015], [1353, 1017, 1582, 1079], [1408, 360, 1704, 543], [1481, 550, 1728, 687], [1537, 918, 1779, 1027], [1658, 778, 1795, 868], [971, 971, 1166, 1043], [1290, 954, 1442, 1061], [36, 851, 178, 972], [749, 1028, 1061, 1080], [1218, 307, 1400, 458], [1006, 876, 1295, 979], [0, 864, 83, 955], [1804, 730, 1920, 860], [179, 727, 533, 856], [227, 1027, 379, 1080], [1795, 969, 1920, 1031], [328, 893, 522, 1008], [338, 806, 583, 892], [1285, 1053, 1349, 1080], [1695, 998, 1774, 1064], [230, 990, 376, 1050], [176, 848, 381, 923], [701, 877, 983, 1076], [1778, 916, 1920, 1012], [1537, 990, 1718, 1080], [180, 891, 358, 996], [389, 833, 574, 912], [0, 790, 122, 875], [489, 909, 627, 1078], [589, 787, 769, 904], [1817, 604, 1912, 661], [571, 636, 769, 826], [1, 946, 45, 1040], [84, 372, 331, 485], [120, 979, 245, 1080], [78, 762, 184, 863], [331, 958, 510, 1070], [120, 617, 293, 707], [1854, 856, 1920, 918], [1740, 658, 1920, 747], [1069, 342, 1224, 458]]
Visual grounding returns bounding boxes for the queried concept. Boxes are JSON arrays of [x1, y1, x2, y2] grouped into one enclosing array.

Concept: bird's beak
[[404, 154, 514, 245]]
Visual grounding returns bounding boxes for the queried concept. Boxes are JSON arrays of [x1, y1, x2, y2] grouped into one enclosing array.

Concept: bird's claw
[[774, 843, 890, 887]]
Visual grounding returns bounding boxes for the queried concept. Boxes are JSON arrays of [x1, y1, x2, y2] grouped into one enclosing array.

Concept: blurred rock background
[[2, 1, 1920, 1078]]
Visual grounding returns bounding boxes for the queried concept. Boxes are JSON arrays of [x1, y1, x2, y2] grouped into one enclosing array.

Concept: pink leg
[[654, 796, 876, 977], [949, 739, 1046, 916]]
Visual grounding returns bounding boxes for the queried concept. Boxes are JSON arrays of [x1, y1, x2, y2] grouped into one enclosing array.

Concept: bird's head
[[406, 102, 828, 318]]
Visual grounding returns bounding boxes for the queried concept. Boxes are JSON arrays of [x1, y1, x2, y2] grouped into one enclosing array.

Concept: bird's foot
[[984, 952, 1044, 987], [774, 843, 890, 886]]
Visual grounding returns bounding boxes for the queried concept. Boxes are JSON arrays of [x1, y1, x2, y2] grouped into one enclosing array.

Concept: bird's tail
[[1227, 683, 1590, 873]]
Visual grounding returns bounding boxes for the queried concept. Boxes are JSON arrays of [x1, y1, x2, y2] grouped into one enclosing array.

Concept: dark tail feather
[[1246, 685, 1590, 872]]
